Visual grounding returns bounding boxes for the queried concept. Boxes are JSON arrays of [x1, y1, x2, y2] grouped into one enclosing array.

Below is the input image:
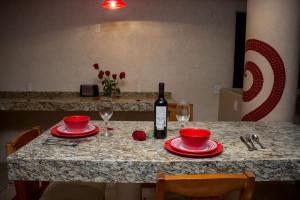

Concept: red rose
[[119, 72, 126, 80], [132, 130, 147, 141], [93, 63, 99, 69], [112, 74, 117, 80], [105, 71, 110, 76], [98, 70, 104, 79]]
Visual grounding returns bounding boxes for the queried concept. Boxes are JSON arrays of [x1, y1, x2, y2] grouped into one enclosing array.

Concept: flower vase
[[103, 88, 112, 97], [115, 88, 121, 97], [103, 87, 121, 97], [111, 88, 121, 98]]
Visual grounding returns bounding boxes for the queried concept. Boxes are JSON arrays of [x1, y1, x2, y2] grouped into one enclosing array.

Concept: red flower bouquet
[[93, 63, 126, 97]]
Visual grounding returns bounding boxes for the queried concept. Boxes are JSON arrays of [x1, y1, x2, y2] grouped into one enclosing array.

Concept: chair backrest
[[5, 126, 46, 200], [168, 103, 193, 121], [156, 171, 255, 200], [6, 126, 41, 155]]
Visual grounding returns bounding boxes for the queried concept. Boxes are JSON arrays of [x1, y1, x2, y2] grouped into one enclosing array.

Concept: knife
[[240, 136, 253, 151]]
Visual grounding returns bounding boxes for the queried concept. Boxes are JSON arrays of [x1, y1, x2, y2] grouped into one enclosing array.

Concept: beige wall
[[0, 0, 246, 120]]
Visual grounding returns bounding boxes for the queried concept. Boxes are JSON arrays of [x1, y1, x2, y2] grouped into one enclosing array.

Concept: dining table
[[7, 120, 300, 184]]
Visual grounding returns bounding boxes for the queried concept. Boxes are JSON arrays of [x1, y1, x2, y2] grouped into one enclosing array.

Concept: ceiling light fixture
[[102, 0, 126, 10]]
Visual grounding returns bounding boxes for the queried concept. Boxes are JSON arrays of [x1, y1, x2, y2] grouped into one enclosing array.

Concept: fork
[[240, 136, 253, 151], [43, 138, 79, 147], [43, 141, 78, 147], [245, 134, 257, 150]]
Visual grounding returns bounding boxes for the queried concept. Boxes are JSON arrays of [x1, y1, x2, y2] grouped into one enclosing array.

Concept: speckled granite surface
[[0, 92, 172, 111], [7, 121, 300, 183]]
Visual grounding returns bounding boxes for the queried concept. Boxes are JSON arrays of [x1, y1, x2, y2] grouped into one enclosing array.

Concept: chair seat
[[40, 182, 105, 200]]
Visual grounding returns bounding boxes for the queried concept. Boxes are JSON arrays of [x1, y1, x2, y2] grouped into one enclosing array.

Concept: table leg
[[116, 183, 141, 200]]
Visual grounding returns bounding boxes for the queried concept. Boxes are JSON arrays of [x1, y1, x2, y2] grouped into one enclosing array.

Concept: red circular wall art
[[242, 39, 285, 121], [243, 61, 263, 102]]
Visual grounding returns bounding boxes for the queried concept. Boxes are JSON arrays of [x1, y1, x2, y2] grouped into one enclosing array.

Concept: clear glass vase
[[103, 87, 121, 97]]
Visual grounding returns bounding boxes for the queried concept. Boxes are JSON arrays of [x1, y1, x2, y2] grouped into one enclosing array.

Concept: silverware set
[[42, 137, 94, 147], [240, 134, 265, 151]]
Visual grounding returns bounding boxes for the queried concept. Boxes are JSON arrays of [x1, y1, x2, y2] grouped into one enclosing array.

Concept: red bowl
[[179, 128, 211, 150], [63, 116, 90, 131]]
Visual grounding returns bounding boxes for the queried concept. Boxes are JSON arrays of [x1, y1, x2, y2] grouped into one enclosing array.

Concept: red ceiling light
[[102, 0, 126, 10]]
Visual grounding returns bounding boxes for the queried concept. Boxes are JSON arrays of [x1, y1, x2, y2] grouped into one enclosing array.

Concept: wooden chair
[[156, 171, 255, 200], [6, 126, 105, 200], [168, 103, 193, 121]]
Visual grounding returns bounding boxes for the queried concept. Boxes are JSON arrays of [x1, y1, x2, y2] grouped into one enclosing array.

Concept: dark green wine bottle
[[154, 83, 168, 139]]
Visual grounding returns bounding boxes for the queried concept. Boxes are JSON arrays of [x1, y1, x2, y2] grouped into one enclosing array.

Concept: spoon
[[251, 134, 266, 149]]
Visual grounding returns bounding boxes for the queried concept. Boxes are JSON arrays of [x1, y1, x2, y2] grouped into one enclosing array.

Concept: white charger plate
[[57, 124, 96, 134], [170, 137, 218, 153]]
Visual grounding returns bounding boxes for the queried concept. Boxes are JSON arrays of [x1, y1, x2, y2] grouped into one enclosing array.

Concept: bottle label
[[156, 106, 167, 130]]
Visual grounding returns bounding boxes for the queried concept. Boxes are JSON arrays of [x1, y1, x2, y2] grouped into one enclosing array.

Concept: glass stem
[[103, 121, 109, 136], [105, 121, 108, 131]]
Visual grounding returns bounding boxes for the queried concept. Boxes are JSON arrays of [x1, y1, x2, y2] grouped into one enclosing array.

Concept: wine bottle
[[154, 83, 168, 139]]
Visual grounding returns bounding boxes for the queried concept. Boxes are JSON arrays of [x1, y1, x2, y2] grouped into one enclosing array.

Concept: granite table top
[[0, 92, 172, 112], [7, 121, 300, 183]]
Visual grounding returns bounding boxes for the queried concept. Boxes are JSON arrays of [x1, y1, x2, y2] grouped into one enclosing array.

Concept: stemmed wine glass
[[176, 100, 190, 128], [97, 97, 113, 137]]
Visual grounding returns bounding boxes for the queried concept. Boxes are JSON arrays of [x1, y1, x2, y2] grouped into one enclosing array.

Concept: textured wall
[[0, 0, 246, 120]]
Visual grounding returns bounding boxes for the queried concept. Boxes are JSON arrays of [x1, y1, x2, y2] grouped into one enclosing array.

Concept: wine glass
[[97, 97, 113, 137], [176, 100, 190, 128]]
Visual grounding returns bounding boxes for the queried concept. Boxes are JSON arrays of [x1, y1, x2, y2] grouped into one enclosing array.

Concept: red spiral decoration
[[242, 39, 286, 121], [243, 61, 263, 102]]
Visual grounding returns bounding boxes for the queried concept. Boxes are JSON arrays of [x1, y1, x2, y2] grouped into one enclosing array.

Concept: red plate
[[164, 138, 223, 158], [170, 137, 218, 154], [56, 124, 97, 134], [51, 125, 100, 138]]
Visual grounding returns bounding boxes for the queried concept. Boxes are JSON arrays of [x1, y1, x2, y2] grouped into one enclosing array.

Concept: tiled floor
[[252, 181, 300, 200], [0, 184, 15, 200], [0, 163, 8, 190], [0, 163, 14, 200]]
